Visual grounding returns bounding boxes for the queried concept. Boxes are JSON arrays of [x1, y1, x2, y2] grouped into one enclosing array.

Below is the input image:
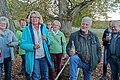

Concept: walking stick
[[55, 57, 70, 80]]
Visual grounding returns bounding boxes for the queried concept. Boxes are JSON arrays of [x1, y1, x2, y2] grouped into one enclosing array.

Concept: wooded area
[[0, 0, 120, 79], [0, 0, 120, 34]]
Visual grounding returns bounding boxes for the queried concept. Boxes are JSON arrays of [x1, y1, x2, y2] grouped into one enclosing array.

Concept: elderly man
[[109, 21, 120, 80], [67, 16, 102, 80]]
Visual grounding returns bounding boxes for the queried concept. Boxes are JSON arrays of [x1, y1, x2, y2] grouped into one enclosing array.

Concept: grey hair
[[112, 20, 120, 27], [28, 11, 43, 24], [53, 20, 61, 27], [81, 16, 92, 26], [0, 16, 9, 29]]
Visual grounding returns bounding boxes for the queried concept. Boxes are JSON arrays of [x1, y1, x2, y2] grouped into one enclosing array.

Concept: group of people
[[0, 10, 119, 80]]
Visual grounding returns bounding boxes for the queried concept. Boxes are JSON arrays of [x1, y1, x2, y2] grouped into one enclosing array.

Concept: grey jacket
[[67, 30, 102, 71], [0, 29, 18, 63]]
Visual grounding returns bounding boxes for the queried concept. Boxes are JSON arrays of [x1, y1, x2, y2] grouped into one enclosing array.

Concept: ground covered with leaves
[[2, 47, 111, 80]]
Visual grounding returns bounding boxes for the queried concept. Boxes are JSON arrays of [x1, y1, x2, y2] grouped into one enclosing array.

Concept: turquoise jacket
[[20, 24, 53, 76]]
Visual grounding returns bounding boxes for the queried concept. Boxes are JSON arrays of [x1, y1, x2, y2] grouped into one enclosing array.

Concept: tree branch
[[70, 0, 95, 18]]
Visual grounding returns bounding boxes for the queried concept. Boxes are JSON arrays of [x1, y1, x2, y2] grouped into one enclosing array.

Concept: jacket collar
[[78, 29, 93, 40]]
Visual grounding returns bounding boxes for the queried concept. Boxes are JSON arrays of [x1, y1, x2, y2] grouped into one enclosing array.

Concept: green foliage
[[8, 0, 52, 21], [8, 0, 120, 29]]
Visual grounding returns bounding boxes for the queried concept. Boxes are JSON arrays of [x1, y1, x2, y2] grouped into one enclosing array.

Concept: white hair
[[0, 16, 9, 29], [81, 16, 92, 26], [53, 20, 61, 27]]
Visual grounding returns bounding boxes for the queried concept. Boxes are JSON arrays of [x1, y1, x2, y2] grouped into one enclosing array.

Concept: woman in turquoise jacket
[[20, 11, 53, 80]]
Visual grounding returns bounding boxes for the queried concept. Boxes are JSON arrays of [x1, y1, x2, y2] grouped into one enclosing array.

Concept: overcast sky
[[108, 11, 120, 20]]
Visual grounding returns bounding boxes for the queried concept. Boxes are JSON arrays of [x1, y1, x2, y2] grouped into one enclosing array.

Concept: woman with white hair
[[0, 16, 18, 80], [66, 16, 102, 80], [20, 11, 53, 80], [49, 20, 67, 80]]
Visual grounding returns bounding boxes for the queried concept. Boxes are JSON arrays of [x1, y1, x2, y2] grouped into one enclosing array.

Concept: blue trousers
[[103, 46, 109, 79], [0, 57, 12, 80], [70, 55, 92, 80], [25, 57, 49, 80]]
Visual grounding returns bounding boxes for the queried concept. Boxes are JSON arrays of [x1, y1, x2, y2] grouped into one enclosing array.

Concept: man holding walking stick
[[67, 16, 102, 80]]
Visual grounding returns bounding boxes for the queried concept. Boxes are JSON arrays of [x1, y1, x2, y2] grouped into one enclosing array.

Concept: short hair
[[19, 18, 26, 23], [112, 20, 120, 27], [53, 20, 61, 27], [81, 16, 92, 26], [0, 16, 9, 29], [28, 11, 43, 24]]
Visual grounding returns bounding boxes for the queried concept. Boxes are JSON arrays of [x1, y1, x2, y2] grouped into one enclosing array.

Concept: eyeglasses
[[30, 16, 40, 19], [47, 24, 52, 25]]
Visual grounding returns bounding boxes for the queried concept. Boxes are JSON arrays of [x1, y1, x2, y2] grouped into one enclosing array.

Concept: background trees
[[0, 0, 120, 34]]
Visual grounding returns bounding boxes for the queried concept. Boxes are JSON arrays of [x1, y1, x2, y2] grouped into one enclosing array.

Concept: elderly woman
[[67, 17, 102, 80], [20, 11, 53, 80], [0, 16, 18, 80], [49, 20, 67, 80]]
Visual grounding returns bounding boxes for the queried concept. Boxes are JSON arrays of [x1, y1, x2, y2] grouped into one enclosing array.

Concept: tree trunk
[[58, 0, 72, 36], [0, 0, 15, 32], [60, 18, 72, 35]]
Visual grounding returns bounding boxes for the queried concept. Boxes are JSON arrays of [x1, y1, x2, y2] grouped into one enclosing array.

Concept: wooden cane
[[55, 57, 70, 80]]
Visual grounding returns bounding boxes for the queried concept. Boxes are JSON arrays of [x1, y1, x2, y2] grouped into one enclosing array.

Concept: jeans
[[0, 57, 12, 80], [70, 55, 92, 80], [25, 57, 49, 80], [21, 54, 25, 72], [103, 46, 109, 79]]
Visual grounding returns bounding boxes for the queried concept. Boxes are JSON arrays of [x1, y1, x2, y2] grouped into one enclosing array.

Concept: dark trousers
[[21, 54, 25, 72], [109, 56, 120, 80], [49, 53, 63, 80], [103, 46, 109, 79], [0, 57, 12, 80]]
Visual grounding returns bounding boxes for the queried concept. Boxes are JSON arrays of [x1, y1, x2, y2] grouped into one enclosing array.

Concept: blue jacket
[[20, 24, 53, 76], [0, 29, 18, 63]]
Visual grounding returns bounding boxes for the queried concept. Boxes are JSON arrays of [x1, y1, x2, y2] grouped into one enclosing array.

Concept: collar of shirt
[[52, 28, 59, 36]]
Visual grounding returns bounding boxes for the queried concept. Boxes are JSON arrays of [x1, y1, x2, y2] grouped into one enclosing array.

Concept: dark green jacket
[[66, 30, 102, 71]]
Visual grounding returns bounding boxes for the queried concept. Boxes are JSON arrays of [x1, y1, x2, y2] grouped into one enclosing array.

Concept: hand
[[42, 35, 47, 41], [34, 44, 40, 49], [106, 36, 111, 41], [7, 42, 13, 47], [62, 54, 67, 59], [69, 51, 76, 56]]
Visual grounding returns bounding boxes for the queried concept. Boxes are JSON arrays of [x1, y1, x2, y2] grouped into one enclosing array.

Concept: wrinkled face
[[46, 22, 52, 29], [0, 21, 7, 30], [111, 23, 120, 33], [20, 20, 26, 28], [53, 22, 60, 31], [80, 20, 91, 33], [30, 13, 40, 25]]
